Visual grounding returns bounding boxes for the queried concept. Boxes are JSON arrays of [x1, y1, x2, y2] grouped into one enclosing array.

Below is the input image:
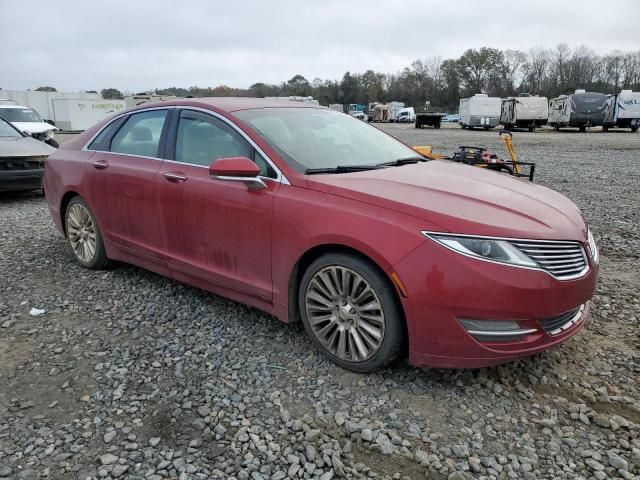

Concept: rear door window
[[110, 110, 168, 158]]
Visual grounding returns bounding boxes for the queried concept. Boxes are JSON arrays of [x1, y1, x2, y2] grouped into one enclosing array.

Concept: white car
[[349, 111, 366, 121], [0, 104, 59, 147]]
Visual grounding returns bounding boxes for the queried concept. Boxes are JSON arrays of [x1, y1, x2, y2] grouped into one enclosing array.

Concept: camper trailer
[[500, 94, 548, 131], [602, 90, 640, 132], [459, 94, 501, 129], [548, 90, 607, 131]]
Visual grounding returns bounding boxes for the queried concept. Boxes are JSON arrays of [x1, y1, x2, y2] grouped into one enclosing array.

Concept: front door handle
[[164, 172, 188, 183], [92, 159, 109, 170]]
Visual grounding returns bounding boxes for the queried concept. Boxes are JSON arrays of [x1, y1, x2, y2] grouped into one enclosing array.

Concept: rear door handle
[[164, 172, 187, 183], [92, 160, 109, 170]]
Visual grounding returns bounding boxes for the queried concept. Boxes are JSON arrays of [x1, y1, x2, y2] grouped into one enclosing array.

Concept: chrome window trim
[[421, 231, 590, 281], [82, 105, 290, 185]]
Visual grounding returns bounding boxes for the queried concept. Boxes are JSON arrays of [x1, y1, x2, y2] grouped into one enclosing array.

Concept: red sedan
[[43, 98, 598, 372]]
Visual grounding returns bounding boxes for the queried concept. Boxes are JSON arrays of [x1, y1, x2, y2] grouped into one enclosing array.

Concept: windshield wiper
[[377, 156, 429, 167], [305, 165, 386, 175]]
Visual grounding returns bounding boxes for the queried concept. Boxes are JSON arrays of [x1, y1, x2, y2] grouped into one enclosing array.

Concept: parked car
[[396, 107, 416, 123], [44, 98, 598, 372], [442, 114, 460, 122], [0, 117, 54, 191], [350, 111, 366, 121], [0, 104, 59, 147]]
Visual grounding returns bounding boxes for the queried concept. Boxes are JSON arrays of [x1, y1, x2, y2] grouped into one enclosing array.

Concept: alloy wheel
[[67, 203, 97, 263], [304, 266, 385, 362]]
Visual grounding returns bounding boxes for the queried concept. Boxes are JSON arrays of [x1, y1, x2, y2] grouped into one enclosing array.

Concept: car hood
[[0, 136, 56, 157], [305, 161, 588, 242], [11, 121, 58, 134]]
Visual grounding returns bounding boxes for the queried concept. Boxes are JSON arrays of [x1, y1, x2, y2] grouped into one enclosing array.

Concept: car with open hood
[[0, 117, 55, 192], [0, 104, 59, 147], [43, 98, 598, 372]]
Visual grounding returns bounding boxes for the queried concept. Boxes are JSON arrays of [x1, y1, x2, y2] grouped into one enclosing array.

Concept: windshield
[[234, 108, 419, 172], [0, 118, 22, 138], [0, 107, 43, 123]]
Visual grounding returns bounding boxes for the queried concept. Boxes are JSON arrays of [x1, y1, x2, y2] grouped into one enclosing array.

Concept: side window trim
[[82, 106, 176, 159], [171, 107, 287, 183]]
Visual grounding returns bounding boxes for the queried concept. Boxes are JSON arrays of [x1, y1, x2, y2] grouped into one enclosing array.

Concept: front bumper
[[394, 240, 598, 368], [0, 168, 44, 192]]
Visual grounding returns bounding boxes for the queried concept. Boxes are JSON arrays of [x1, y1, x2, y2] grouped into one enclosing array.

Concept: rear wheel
[[65, 197, 109, 269], [579, 126, 586, 132], [528, 126, 535, 132], [632, 127, 638, 133], [298, 253, 404, 372], [602, 125, 609, 132]]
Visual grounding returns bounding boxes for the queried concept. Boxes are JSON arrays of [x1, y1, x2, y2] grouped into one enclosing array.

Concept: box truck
[[548, 90, 607, 131], [602, 90, 640, 132], [459, 94, 501, 129], [500, 94, 548, 131]]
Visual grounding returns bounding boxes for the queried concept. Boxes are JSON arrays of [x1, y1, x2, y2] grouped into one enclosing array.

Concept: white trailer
[[548, 90, 607, 131], [51, 99, 126, 131], [0, 90, 101, 123], [388, 101, 405, 122], [459, 94, 501, 129], [500, 95, 548, 131], [602, 90, 640, 132]]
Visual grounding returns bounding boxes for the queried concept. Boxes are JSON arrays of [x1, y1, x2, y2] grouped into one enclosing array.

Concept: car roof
[[137, 97, 323, 113], [0, 104, 31, 109]]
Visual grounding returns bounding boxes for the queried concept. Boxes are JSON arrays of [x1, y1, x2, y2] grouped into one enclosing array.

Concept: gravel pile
[[0, 126, 638, 479]]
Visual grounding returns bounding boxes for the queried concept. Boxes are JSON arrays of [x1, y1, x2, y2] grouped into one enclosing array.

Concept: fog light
[[459, 319, 538, 342]]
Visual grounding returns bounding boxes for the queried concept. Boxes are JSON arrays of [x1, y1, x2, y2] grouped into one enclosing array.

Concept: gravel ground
[[1, 125, 639, 480]]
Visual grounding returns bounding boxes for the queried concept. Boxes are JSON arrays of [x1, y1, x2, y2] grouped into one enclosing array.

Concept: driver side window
[[174, 110, 277, 178]]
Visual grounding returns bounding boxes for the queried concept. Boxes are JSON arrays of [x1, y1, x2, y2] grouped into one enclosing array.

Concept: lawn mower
[[413, 131, 536, 181]]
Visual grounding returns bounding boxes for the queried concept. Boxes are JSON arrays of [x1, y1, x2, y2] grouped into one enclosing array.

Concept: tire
[[298, 253, 405, 372], [415, 122, 421, 129], [631, 127, 638, 133], [602, 125, 609, 132], [65, 196, 109, 269], [579, 126, 586, 132], [45, 138, 60, 148], [528, 126, 535, 132], [435, 123, 441, 129]]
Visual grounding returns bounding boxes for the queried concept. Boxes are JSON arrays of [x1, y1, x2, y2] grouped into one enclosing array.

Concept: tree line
[[109, 44, 640, 111]]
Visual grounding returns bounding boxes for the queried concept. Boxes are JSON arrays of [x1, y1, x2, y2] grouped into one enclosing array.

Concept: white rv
[[459, 94, 501, 129], [602, 90, 640, 132], [388, 101, 405, 122], [500, 95, 548, 131], [548, 90, 607, 131]]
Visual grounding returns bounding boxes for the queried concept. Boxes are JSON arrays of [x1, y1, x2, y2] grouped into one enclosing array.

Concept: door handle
[[164, 172, 187, 183], [92, 159, 109, 170]]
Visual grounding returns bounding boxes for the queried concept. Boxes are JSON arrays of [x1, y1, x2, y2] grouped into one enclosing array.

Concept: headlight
[[587, 228, 599, 264], [423, 232, 538, 268]]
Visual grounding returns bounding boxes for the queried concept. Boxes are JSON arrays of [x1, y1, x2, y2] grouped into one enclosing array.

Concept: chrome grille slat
[[511, 239, 588, 280]]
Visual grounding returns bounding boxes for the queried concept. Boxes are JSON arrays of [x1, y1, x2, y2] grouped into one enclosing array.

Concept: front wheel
[[65, 197, 109, 269], [299, 253, 405, 372]]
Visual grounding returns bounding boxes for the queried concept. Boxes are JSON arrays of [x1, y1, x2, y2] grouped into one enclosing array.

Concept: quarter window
[[110, 110, 168, 158]]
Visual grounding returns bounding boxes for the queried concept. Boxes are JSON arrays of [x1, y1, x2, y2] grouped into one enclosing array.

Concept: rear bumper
[[393, 240, 598, 368], [0, 168, 44, 192]]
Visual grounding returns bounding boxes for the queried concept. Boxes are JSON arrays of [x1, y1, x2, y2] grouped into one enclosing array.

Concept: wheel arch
[[59, 190, 80, 234], [287, 243, 407, 332]]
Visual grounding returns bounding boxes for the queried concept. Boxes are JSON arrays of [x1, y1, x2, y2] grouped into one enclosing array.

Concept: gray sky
[[1, 0, 638, 93]]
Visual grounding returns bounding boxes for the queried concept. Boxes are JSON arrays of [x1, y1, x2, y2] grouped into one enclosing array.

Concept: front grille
[[541, 304, 585, 335], [0, 157, 46, 171], [511, 239, 588, 279]]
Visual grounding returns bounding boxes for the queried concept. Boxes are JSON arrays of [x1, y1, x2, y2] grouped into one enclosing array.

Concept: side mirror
[[209, 156, 266, 190]]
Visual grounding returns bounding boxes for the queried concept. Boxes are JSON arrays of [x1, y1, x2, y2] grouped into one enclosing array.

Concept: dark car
[[0, 117, 55, 192]]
